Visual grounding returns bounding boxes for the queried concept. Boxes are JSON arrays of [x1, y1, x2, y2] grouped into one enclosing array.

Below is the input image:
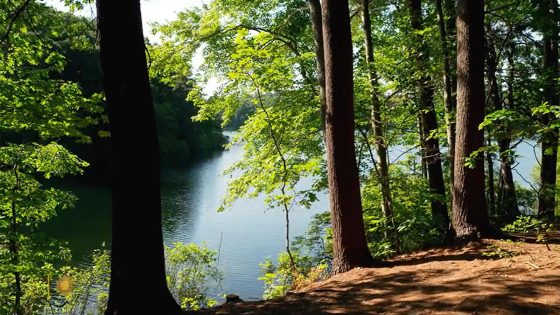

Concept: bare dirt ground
[[197, 239, 560, 314]]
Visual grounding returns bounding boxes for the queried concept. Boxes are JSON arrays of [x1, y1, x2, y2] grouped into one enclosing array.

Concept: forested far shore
[[1, 3, 227, 185]]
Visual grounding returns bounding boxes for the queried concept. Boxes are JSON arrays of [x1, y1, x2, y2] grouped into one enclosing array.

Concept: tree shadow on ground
[[225, 271, 560, 314], [385, 245, 493, 267], [196, 241, 560, 315]]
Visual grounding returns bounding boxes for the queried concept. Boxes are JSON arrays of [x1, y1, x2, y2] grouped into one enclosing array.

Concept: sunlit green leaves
[[0, 2, 101, 143], [165, 242, 222, 311], [152, 0, 325, 214], [0, 3, 101, 313]]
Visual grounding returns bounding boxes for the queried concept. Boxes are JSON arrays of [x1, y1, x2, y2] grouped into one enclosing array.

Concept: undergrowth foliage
[[165, 242, 223, 311], [362, 165, 445, 257], [259, 162, 450, 298], [259, 251, 329, 300], [0, 242, 222, 314], [502, 215, 556, 234]]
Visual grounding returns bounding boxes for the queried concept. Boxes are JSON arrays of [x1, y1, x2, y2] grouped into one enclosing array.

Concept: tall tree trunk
[[444, 0, 456, 41], [418, 115, 428, 179], [322, 0, 374, 274], [10, 167, 21, 315], [408, 0, 450, 234], [538, 0, 559, 220], [452, 0, 491, 240], [96, 0, 182, 313], [307, 0, 326, 130], [436, 0, 456, 193], [360, 0, 396, 227], [486, 35, 519, 221], [500, 46, 520, 221]]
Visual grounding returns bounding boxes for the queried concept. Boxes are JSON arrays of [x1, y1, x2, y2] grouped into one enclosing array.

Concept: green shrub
[[502, 215, 554, 233], [362, 166, 444, 257], [259, 251, 328, 300], [2, 241, 224, 314], [56, 247, 111, 314], [165, 242, 223, 310]]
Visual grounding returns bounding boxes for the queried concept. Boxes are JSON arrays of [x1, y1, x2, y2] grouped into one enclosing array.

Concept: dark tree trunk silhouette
[[408, 0, 449, 234], [322, 0, 374, 273], [96, 0, 182, 313], [452, 0, 491, 240], [538, 0, 559, 220], [360, 0, 397, 231]]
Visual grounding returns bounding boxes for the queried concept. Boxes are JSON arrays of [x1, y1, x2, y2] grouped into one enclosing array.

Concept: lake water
[[42, 135, 540, 301], [42, 137, 326, 301], [159, 142, 326, 299]]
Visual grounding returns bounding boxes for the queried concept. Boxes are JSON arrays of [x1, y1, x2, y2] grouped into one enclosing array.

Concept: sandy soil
[[196, 239, 560, 314]]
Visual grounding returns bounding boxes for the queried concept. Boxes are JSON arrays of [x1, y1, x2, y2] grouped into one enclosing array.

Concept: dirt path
[[198, 240, 560, 314]]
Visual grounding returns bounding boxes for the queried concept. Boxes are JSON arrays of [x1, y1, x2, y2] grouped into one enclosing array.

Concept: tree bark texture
[[322, 0, 374, 274], [96, 0, 182, 313], [452, 0, 491, 240]]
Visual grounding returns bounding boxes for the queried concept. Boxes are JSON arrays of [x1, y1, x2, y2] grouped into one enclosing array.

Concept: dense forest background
[[1, 0, 560, 313]]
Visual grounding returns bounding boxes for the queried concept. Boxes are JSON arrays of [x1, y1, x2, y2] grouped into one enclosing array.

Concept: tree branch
[[1, 0, 33, 47]]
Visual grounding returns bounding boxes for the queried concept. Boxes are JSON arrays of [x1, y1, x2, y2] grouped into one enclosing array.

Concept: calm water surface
[[42, 135, 539, 301], [159, 142, 326, 299], [43, 137, 326, 300]]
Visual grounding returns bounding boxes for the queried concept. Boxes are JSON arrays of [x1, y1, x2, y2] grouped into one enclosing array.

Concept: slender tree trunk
[[500, 46, 520, 221], [96, 0, 182, 313], [486, 36, 519, 221], [452, 0, 491, 240], [486, 138, 495, 215], [444, 0, 456, 39], [251, 80, 297, 268], [322, 0, 374, 274], [445, 0, 457, 116], [418, 115, 428, 180], [360, 0, 396, 226], [307, 0, 326, 130], [538, 0, 559, 220], [421, 103, 450, 232], [498, 138, 520, 220], [436, 0, 456, 190], [484, 30, 495, 218], [408, 0, 449, 233], [9, 212, 21, 315], [10, 167, 21, 315]]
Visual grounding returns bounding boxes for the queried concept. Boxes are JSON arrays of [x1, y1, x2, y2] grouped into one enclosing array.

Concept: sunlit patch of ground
[[195, 239, 560, 314]]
